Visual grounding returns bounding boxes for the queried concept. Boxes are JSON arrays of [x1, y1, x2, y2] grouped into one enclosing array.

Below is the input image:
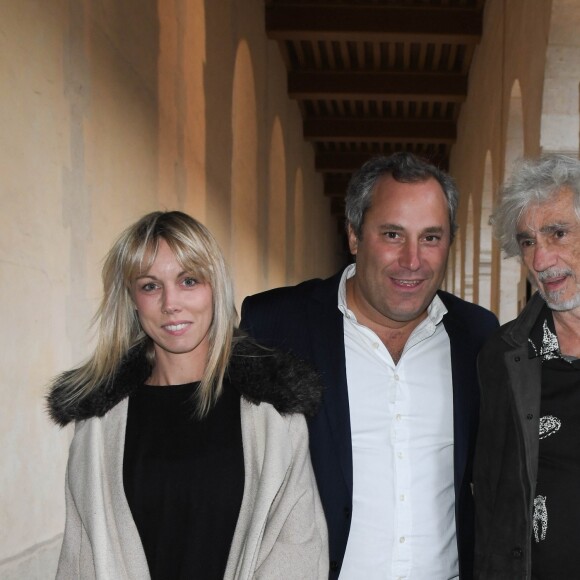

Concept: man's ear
[[347, 223, 359, 255]]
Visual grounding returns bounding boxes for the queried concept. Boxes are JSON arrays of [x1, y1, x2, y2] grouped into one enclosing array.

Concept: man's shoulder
[[477, 319, 522, 382], [479, 292, 546, 358], [438, 290, 498, 325], [240, 271, 344, 350], [437, 291, 500, 352], [243, 270, 343, 310]]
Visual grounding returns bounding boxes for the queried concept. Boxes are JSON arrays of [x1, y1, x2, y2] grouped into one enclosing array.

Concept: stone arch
[[454, 228, 463, 298], [292, 167, 305, 284], [499, 80, 525, 323], [230, 39, 259, 308], [464, 196, 474, 302], [267, 117, 287, 288], [478, 151, 493, 310], [158, 0, 206, 217], [444, 247, 454, 293]]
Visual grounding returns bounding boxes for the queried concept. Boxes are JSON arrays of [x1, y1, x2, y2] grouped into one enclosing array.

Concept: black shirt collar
[[528, 303, 561, 361]]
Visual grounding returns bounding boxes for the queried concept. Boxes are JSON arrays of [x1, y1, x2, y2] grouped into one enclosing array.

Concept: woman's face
[[131, 239, 213, 380]]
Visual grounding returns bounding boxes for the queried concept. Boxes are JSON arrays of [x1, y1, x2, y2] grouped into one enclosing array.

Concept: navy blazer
[[240, 270, 499, 579]]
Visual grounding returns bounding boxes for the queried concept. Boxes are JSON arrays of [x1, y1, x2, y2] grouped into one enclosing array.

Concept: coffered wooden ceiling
[[265, 0, 486, 217]]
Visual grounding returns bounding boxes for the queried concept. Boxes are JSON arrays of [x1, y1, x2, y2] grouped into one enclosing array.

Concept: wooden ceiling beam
[[315, 149, 449, 172], [304, 118, 456, 143], [266, 6, 482, 43], [288, 71, 467, 102], [316, 151, 388, 172]]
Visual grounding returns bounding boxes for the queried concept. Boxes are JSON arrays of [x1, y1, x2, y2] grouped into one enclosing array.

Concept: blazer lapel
[[441, 306, 480, 497], [307, 274, 353, 495]]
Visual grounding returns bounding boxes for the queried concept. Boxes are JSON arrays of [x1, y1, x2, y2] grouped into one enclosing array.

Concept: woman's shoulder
[[228, 338, 323, 418], [47, 344, 150, 426]]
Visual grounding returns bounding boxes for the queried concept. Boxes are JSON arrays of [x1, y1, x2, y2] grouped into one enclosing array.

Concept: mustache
[[537, 268, 573, 281]]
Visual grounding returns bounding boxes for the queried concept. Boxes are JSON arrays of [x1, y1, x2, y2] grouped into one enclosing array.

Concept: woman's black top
[[123, 380, 245, 580]]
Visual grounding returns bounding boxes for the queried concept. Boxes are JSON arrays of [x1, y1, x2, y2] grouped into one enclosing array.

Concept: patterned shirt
[[528, 305, 580, 579]]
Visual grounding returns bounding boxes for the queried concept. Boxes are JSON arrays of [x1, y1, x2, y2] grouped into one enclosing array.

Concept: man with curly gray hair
[[474, 154, 580, 579]]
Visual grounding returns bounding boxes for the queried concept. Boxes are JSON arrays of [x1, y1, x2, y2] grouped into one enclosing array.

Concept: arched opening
[[267, 117, 287, 288], [292, 168, 305, 284], [479, 152, 493, 310], [231, 40, 258, 308], [464, 196, 474, 302], [158, 0, 206, 217], [454, 229, 463, 298], [499, 80, 525, 323]]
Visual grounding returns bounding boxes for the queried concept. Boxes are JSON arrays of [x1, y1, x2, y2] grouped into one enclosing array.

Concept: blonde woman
[[49, 211, 328, 579]]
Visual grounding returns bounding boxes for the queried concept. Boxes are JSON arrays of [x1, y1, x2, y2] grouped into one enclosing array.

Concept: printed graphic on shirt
[[533, 495, 548, 543], [528, 320, 560, 361], [539, 415, 562, 440], [533, 414, 562, 543]]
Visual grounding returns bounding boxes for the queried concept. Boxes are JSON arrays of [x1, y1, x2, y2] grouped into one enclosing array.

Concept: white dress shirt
[[338, 264, 458, 580]]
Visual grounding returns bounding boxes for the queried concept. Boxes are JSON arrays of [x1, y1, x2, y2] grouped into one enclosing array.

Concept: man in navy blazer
[[241, 153, 498, 579]]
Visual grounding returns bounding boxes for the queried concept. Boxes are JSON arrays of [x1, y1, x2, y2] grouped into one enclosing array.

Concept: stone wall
[[0, 0, 342, 576], [449, 0, 554, 323]]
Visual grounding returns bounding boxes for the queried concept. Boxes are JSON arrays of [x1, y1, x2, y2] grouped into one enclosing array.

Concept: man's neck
[[553, 309, 580, 358], [345, 278, 428, 363]]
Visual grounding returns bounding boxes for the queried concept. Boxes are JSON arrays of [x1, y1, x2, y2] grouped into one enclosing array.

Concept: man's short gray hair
[[345, 152, 459, 241]]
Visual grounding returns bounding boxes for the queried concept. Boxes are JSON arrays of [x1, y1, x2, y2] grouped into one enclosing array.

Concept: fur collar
[[48, 339, 323, 426]]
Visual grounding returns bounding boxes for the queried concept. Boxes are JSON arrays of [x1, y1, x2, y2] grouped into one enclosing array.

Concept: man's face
[[348, 175, 452, 328], [517, 187, 580, 312]]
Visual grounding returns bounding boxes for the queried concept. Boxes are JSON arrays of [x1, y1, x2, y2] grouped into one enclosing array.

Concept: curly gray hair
[[492, 154, 580, 257]]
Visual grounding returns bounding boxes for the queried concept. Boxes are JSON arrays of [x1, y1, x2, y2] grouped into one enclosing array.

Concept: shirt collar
[[337, 263, 356, 317], [528, 303, 561, 361], [337, 263, 448, 325]]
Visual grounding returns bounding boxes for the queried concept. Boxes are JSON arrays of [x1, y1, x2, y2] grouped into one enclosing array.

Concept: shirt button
[[399, 536, 406, 543], [399, 494, 405, 501], [394, 374, 400, 381], [372, 342, 380, 349], [396, 414, 402, 421], [397, 452, 403, 459]]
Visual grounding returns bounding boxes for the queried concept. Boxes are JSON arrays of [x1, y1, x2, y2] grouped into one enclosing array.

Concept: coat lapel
[[69, 400, 150, 579], [225, 400, 293, 579]]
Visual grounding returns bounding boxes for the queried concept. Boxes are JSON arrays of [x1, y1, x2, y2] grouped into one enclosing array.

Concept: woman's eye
[[142, 282, 157, 292], [183, 277, 197, 287]]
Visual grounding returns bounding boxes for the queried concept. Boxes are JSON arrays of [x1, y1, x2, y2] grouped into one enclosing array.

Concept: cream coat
[[56, 397, 328, 579]]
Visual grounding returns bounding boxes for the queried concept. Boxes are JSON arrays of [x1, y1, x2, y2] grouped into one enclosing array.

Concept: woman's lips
[[162, 321, 191, 335]]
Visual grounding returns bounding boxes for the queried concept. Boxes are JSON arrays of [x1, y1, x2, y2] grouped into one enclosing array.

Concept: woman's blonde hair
[[59, 211, 237, 417]]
